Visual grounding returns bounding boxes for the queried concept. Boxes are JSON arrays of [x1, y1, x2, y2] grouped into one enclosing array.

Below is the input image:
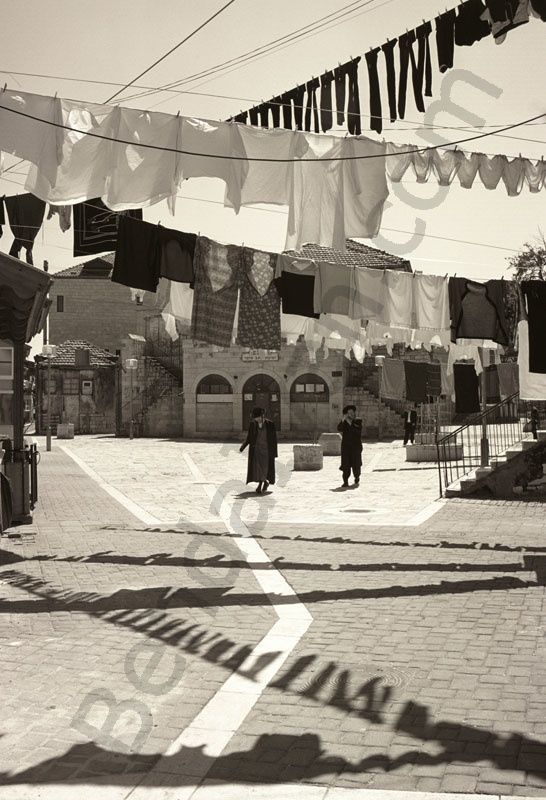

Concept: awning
[[0, 252, 53, 343]]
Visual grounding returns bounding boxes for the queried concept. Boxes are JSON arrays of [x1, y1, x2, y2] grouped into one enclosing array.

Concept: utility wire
[[118, 0, 388, 105], [104, 0, 238, 103]]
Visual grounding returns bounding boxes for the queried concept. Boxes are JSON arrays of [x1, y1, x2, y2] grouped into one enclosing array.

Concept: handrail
[[436, 391, 536, 497]]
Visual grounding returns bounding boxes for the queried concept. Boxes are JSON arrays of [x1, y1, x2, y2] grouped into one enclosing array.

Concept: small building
[[34, 340, 118, 435]]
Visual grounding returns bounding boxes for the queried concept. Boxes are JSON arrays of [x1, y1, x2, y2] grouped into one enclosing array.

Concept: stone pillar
[[318, 432, 342, 455], [293, 444, 323, 470]]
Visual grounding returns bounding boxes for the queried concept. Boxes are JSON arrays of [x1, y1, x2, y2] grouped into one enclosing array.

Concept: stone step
[[475, 466, 493, 480]]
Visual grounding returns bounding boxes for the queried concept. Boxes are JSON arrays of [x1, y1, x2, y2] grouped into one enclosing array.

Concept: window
[[290, 373, 329, 402], [57, 295, 64, 312], [0, 347, 13, 394], [62, 375, 79, 394], [197, 374, 233, 395]]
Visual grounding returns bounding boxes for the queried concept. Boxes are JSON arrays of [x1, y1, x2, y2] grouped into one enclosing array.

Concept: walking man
[[337, 404, 363, 487]]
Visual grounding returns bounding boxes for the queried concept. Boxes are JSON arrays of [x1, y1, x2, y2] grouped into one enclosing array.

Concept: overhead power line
[[104, 0, 238, 103]]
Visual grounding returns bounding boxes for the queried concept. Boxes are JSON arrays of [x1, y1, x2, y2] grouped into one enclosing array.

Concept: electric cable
[[104, 0, 238, 103]]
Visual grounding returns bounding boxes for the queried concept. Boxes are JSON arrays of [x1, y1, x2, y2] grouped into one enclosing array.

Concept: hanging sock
[[412, 21, 433, 106], [381, 39, 398, 122], [435, 8, 457, 72], [365, 47, 383, 134], [304, 77, 320, 133], [397, 29, 417, 119], [334, 58, 362, 134], [319, 70, 335, 132], [279, 85, 306, 130]]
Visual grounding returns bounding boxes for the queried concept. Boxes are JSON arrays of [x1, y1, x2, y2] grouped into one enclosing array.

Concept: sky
[[1, 0, 545, 291]]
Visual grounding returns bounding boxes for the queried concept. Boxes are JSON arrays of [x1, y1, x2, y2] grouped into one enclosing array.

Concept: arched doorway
[[242, 373, 281, 430], [290, 373, 330, 434], [196, 374, 233, 433]]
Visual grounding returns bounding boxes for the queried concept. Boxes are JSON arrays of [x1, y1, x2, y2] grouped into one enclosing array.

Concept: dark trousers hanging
[[382, 39, 398, 122], [320, 70, 334, 132], [304, 77, 320, 133], [334, 57, 361, 134], [365, 47, 383, 134], [398, 30, 417, 119]]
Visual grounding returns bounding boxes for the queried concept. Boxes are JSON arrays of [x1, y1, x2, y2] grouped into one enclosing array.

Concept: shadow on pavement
[[1, 710, 545, 787]]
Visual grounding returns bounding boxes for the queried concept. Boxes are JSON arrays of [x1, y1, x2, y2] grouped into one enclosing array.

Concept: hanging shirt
[[0, 89, 63, 187], [179, 117, 233, 186], [104, 107, 182, 211], [343, 136, 389, 240], [413, 274, 450, 330], [26, 99, 118, 204], [191, 236, 242, 347], [156, 226, 196, 284], [449, 278, 510, 345], [237, 248, 281, 350], [225, 125, 308, 212], [112, 216, 160, 292]]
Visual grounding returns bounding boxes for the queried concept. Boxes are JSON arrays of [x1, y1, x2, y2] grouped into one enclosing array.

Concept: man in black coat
[[337, 404, 363, 487], [240, 407, 278, 493], [402, 406, 417, 445]]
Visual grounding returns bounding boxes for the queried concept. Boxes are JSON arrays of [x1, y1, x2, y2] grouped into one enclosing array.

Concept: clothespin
[[2, 83, 6, 93], [54, 91, 57, 99]]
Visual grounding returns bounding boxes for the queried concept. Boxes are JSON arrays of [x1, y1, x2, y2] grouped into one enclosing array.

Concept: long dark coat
[[240, 419, 278, 484], [337, 418, 363, 471]]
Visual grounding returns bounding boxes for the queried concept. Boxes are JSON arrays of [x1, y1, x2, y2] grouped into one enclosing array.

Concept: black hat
[[252, 407, 265, 418], [343, 405, 356, 414]]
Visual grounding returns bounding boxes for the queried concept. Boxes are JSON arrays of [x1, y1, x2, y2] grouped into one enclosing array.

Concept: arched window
[[197, 374, 233, 395]]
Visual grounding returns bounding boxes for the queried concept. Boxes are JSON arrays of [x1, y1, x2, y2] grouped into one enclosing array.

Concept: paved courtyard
[[0, 434, 545, 800]]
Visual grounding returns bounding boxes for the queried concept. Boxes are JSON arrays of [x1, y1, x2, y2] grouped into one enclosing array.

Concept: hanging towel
[[313, 262, 353, 315], [274, 270, 319, 319], [378, 270, 414, 327], [413, 274, 450, 330], [381, 358, 406, 399], [405, 361, 429, 402], [497, 362, 519, 397], [454, 362, 481, 413], [73, 198, 142, 257]]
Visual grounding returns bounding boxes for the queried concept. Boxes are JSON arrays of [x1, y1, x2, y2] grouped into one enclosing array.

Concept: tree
[[507, 233, 546, 281]]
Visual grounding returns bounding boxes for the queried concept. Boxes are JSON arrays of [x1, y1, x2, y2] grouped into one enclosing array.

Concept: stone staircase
[[343, 387, 404, 439], [119, 357, 184, 437], [445, 434, 545, 498]]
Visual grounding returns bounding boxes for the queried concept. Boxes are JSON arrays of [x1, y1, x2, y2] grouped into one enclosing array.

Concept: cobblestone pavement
[[0, 434, 545, 800]]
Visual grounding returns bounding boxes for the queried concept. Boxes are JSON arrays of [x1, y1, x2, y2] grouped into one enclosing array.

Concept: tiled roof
[[37, 340, 117, 367], [283, 240, 412, 271], [53, 253, 115, 279]]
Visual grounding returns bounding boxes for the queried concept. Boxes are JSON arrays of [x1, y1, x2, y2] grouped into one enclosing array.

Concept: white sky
[[1, 0, 545, 285]]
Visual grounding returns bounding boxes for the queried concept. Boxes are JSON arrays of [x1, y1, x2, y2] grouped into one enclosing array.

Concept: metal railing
[[436, 392, 538, 496], [119, 364, 182, 436]]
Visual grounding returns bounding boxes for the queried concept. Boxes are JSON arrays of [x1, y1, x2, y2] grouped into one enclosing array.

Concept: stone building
[[47, 239, 447, 440], [34, 340, 118, 435]]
